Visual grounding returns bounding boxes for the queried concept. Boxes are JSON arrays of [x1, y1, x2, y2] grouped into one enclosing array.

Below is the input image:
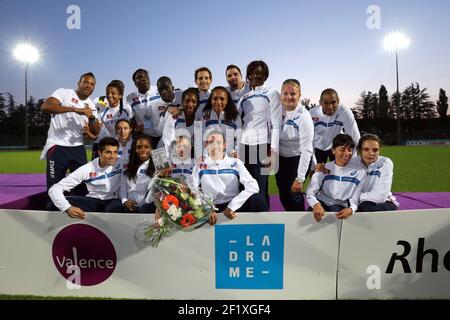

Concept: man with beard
[[225, 64, 248, 104]]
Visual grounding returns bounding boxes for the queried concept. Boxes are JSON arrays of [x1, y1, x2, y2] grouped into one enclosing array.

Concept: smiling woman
[[275, 79, 314, 212], [306, 134, 367, 222], [201, 86, 241, 156]]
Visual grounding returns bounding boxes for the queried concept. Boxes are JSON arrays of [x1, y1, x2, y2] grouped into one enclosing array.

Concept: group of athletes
[[41, 60, 398, 223]]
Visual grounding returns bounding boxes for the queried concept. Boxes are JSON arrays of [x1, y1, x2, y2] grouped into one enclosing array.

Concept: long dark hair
[[203, 86, 238, 122], [126, 134, 155, 181], [106, 80, 125, 116]]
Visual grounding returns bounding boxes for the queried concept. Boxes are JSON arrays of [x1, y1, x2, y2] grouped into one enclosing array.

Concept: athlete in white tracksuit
[[48, 137, 123, 219], [143, 79, 183, 148], [189, 131, 266, 224], [356, 134, 399, 212], [309, 88, 360, 164], [306, 134, 366, 222], [237, 61, 282, 210], [200, 86, 242, 157], [119, 159, 155, 213], [276, 102, 314, 211]]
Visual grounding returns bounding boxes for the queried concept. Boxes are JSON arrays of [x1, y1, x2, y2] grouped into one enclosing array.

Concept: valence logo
[[52, 224, 117, 287], [215, 224, 284, 289]]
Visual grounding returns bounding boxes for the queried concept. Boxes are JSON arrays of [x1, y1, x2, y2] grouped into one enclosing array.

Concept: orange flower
[[162, 195, 179, 211], [180, 213, 197, 227]]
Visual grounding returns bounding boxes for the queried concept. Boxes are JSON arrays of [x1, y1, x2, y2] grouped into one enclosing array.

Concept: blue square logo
[[215, 224, 285, 289]]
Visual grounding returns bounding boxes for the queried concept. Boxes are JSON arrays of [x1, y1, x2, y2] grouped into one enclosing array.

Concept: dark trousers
[[46, 145, 88, 197], [239, 143, 270, 210], [91, 143, 99, 161], [106, 201, 156, 213], [150, 136, 161, 149], [275, 155, 305, 211], [315, 148, 335, 164], [358, 201, 398, 212], [215, 193, 269, 213], [64, 196, 123, 213]]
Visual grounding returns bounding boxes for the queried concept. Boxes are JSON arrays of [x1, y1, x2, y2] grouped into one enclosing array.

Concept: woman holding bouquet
[[190, 130, 267, 225], [117, 134, 156, 213]]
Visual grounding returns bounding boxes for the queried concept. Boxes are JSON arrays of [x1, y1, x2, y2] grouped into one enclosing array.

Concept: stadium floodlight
[[13, 43, 40, 64], [383, 32, 410, 52], [13, 43, 40, 149], [383, 32, 410, 145]]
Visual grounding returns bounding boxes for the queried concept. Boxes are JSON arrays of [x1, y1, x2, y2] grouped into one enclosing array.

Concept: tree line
[[0, 93, 50, 147], [353, 83, 448, 120]]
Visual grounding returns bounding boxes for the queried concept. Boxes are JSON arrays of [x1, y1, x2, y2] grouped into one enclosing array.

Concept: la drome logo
[[215, 224, 285, 289], [52, 224, 117, 288]]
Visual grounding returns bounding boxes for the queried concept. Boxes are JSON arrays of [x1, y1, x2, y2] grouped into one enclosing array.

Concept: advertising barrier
[[337, 209, 450, 299], [1, 209, 449, 299], [0, 209, 340, 299]]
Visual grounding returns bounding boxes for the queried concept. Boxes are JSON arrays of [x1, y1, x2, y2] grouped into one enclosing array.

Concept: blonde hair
[[282, 79, 301, 90]]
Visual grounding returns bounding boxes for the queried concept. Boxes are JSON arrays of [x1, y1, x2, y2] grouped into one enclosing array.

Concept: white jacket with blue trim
[[200, 108, 242, 155], [48, 158, 122, 212], [237, 85, 282, 152], [120, 160, 153, 206], [189, 155, 259, 211], [306, 158, 366, 212], [279, 104, 315, 181], [360, 156, 398, 206], [309, 104, 360, 151]]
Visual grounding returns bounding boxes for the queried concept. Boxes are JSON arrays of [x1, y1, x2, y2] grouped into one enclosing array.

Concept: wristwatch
[[295, 177, 304, 183]]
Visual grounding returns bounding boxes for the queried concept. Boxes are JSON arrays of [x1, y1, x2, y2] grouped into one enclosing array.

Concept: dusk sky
[[1, 0, 449, 110]]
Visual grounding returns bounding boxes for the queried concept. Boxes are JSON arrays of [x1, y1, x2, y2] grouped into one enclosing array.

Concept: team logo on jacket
[[231, 162, 237, 168], [200, 164, 207, 170], [71, 97, 79, 104], [89, 172, 96, 178], [377, 163, 384, 169], [107, 114, 113, 119], [350, 170, 357, 176]]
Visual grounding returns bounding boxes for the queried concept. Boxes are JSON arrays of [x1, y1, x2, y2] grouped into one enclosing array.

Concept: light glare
[[383, 32, 410, 51], [13, 43, 40, 64]]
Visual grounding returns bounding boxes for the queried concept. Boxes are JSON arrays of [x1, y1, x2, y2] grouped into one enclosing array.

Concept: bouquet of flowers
[[144, 176, 216, 247]]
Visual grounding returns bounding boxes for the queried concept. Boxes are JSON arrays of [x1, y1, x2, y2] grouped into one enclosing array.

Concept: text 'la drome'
[[228, 235, 271, 278]]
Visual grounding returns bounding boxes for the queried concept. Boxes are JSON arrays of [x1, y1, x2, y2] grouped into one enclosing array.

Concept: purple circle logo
[[52, 224, 117, 286]]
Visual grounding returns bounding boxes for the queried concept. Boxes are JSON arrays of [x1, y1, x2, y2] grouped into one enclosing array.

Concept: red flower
[[180, 213, 197, 227], [162, 195, 179, 210], [180, 201, 190, 211]]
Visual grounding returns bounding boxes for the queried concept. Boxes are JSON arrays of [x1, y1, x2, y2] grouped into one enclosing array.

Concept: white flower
[[167, 204, 182, 220], [194, 197, 202, 206]]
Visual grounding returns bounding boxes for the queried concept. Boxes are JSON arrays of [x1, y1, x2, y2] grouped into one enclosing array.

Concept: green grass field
[[1, 146, 449, 192]]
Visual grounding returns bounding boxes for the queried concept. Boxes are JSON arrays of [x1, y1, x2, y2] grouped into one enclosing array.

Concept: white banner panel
[[0, 209, 340, 299], [338, 209, 450, 299]]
